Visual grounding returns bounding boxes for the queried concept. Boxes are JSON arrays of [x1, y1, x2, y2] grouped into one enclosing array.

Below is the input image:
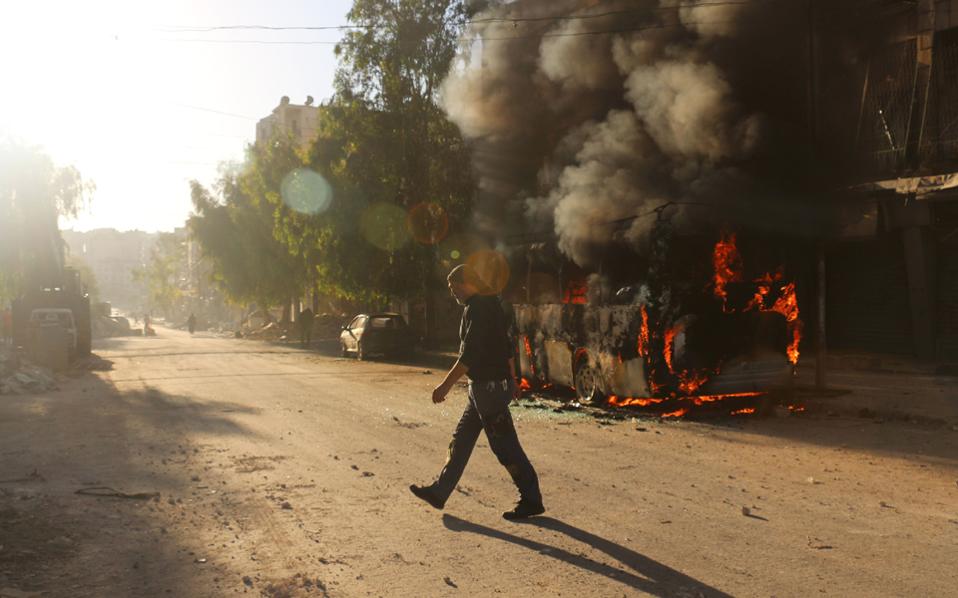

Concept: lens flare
[[466, 249, 510, 295], [440, 233, 488, 264], [406, 202, 449, 245], [280, 168, 333, 215]]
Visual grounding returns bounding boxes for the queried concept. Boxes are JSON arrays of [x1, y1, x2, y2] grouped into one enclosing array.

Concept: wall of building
[[255, 97, 323, 150], [61, 229, 156, 311]]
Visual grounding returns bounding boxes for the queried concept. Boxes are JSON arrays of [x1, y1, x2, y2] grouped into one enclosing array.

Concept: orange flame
[[562, 280, 588, 304], [692, 391, 764, 406], [522, 335, 540, 376], [663, 326, 677, 373], [731, 407, 756, 415], [607, 391, 765, 417], [519, 378, 532, 391], [711, 235, 803, 365], [678, 370, 711, 395], [713, 232, 743, 310], [607, 395, 666, 407], [638, 306, 650, 358], [648, 370, 665, 396], [770, 281, 802, 364]]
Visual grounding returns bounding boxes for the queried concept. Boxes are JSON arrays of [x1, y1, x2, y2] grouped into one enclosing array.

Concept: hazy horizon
[[0, 0, 352, 234]]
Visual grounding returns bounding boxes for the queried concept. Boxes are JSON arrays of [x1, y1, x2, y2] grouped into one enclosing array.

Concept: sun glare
[[0, 1, 299, 232]]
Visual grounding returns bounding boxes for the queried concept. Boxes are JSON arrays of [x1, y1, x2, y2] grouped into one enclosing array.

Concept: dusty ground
[[0, 328, 956, 597]]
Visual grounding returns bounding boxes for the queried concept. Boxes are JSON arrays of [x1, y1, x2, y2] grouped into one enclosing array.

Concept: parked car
[[340, 313, 413, 360]]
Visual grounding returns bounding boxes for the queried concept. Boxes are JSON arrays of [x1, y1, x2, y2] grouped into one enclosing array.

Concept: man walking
[[410, 265, 544, 520]]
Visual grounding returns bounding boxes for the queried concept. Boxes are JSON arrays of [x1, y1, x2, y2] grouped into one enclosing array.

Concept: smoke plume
[[441, 0, 812, 266]]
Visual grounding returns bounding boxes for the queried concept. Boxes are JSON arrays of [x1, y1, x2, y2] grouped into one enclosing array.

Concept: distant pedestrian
[[410, 264, 544, 520], [187, 313, 197, 335], [298, 307, 314, 347]]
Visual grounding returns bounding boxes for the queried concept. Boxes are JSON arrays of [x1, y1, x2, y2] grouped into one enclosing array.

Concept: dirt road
[[1, 329, 956, 597]]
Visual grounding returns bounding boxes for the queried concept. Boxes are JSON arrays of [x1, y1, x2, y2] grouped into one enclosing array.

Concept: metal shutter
[[826, 235, 913, 355]]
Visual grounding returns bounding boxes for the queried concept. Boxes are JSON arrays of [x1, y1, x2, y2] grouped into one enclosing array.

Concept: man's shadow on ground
[[442, 514, 732, 598]]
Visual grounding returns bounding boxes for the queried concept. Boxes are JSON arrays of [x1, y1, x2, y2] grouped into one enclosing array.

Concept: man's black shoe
[[409, 484, 445, 510], [502, 500, 545, 520]]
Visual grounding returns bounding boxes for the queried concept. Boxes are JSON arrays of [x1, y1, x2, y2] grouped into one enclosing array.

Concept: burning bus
[[504, 230, 802, 415]]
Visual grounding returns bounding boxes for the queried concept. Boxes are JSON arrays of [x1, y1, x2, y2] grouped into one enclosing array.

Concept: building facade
[[816, 0, 958, 364], [61, 229, 157, 312], [255, 96, 324, 150]]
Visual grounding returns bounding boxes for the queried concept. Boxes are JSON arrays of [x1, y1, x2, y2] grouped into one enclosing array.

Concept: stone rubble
[[0, 349, 59, 395]]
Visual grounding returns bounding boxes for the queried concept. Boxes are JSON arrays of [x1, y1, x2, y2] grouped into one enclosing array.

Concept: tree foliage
[[65, 254, 100, 305], [298, 0, 476, 303], [188, 159, 306, 309], [187, 0, 478, 311], [0, 139, 93, 299], [131, 232, 186, 316]]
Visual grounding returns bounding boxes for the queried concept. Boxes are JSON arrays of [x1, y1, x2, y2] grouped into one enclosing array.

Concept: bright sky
[[0, 0, 353, 233]]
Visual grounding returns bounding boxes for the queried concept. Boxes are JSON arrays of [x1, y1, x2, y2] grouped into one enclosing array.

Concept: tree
[[186, 1, 479, 317], [65, 254, 101, 305], [285, 0, 476, 305], [188, 162, 306, 315], [0, 139, 92, 300], [132, 232, 186, 317]]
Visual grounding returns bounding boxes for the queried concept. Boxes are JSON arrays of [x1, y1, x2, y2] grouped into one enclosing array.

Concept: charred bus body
[[504, 233, 800, 410]]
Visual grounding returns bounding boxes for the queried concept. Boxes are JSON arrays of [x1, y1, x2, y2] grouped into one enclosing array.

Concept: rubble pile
[[92, 315, 138, 339], [0, 353, 58, 395], [0, 348, 14, 379], [243, 321, 289, 341]]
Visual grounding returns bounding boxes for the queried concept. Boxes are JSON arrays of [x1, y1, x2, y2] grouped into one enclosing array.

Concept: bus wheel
[[574, 361, 603, 405]]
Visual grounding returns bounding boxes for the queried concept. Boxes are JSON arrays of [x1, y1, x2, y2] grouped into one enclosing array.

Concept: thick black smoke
[[442, 0, 818, 266]]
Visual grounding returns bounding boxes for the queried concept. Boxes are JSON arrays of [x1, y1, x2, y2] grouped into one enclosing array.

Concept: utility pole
[[898, 0, 938, 362], [807, 0, 827, 391]]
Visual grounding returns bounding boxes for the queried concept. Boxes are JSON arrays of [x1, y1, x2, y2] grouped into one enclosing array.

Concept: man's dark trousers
[[434, 379, 541, 504]]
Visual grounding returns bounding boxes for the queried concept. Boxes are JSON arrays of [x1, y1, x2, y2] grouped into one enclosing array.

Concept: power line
[[163, 38, 339, 46], [155, 24, 371, 33], [157, 19, 740, 47], [149, 0, 794, 49], [155, 0, 777, 33]]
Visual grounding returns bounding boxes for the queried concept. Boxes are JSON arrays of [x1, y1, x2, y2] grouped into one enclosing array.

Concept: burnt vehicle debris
[[504, 226, 804, 417]]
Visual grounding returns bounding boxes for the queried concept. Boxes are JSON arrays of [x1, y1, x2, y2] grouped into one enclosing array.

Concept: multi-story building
[[255, 96, 324, 150], [61, 229, 157, 311], [814, 0, 958, 364]]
